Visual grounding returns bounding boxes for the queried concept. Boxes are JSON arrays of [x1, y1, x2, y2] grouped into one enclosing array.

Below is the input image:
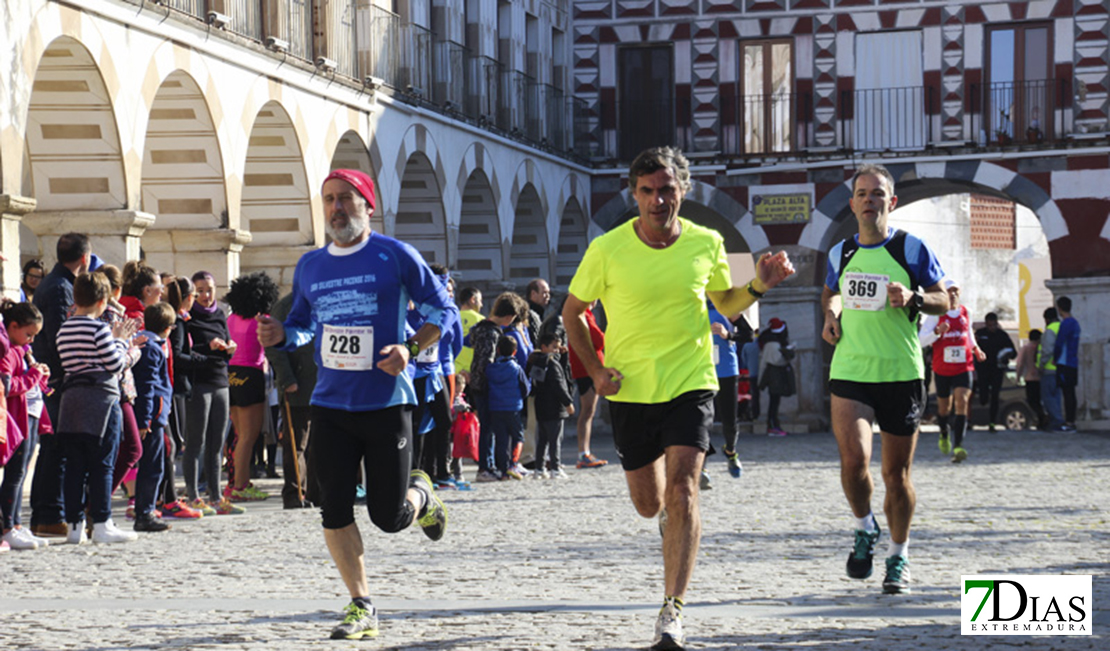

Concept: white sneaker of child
[[92, 519, 139, 544]]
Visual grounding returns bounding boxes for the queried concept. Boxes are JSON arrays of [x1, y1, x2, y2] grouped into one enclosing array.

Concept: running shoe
[[162, 499, 203, 519], [657, 508, 668, 538], [475, 469, 501, 482], [330, 601, 379, 640], [549, 467, 568, 479], [938, 432, 951, 455], [229, 484, 269, 502], [724, 449, 743, 479], [882, 555, 912, 594], [952, 447, 968, 463], [846, 523, 882, 579], [190, 498, 218, 517], [576, 453, 608, 469], [125, 504, 162, 520], [533, 468, 549, 480], [214, 498, 246, 515], [410, 470, 447, 541], [505, 465, 524, 480], [699, 469, 712, 490], [767, 427, 788, 437], [651, 598, 685, 650]]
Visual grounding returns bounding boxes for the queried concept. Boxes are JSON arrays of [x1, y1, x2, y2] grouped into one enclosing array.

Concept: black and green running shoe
[[846, 523, 882, 579], [330, 602, 379, 640], [410, 469, 447, 541], [882, 555, 912, 594]]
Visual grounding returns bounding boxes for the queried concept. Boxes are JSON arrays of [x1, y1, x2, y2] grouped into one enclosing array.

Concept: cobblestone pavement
[[1, 424, 1106, 650]]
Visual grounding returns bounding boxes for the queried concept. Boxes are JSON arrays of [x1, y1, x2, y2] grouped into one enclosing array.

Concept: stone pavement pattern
[[1, 426, 1107, 650]]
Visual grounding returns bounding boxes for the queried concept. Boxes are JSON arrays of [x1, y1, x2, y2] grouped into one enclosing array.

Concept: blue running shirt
[[281, 233, 453, 412]]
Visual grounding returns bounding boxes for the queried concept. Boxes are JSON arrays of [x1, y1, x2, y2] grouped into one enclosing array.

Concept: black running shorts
[[829, 379, 926, 437], [608, 390, 714, 471], [934, 372, 973, 398]]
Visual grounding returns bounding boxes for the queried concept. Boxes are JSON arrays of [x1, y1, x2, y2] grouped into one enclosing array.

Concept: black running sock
[[953, 415, 967, 448], [938, 414, 950, 437]]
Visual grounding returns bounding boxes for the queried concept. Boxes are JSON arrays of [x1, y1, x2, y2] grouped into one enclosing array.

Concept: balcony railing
[[122, 0, 593, 161], [585, 79, 1074, 161]]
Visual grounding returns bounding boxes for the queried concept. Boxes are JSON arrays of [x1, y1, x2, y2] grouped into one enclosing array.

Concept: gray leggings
[[183, 385, 230, 503]]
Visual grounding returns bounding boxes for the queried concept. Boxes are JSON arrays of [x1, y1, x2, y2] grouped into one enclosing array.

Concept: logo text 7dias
[[962, 575, 1092, 635]]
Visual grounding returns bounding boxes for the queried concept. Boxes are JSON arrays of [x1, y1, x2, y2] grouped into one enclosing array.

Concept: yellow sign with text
[[752, 193, 811, 224]]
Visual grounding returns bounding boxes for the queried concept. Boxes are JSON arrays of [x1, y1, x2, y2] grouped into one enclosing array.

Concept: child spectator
[[485, 335, 530, 479], [160, 277, 205, 519], [55, 271, 138, 544], [130, 302, 176, 533], [0, 301, 51, 549], [525, 332, 575, 479]]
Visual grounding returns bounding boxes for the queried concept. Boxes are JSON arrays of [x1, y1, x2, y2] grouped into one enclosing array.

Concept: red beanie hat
[[323, 169, 376, 211]]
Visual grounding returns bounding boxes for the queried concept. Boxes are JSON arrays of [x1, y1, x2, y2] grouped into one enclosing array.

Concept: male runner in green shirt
[[822, 164, 947, 595], [564, 146, 794, 650]]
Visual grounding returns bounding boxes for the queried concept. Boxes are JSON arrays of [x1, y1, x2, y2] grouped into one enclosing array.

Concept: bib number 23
[[322, 325, 374, 370]]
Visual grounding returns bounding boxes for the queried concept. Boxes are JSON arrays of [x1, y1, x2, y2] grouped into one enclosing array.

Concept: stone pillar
[[142, 229, 253, 293], [23, 209, 155, 270], [1045, 277, 1110, 421], [239, 242, 311, 297], [756, 285, 828, 432], [0, 194, 36, 298]]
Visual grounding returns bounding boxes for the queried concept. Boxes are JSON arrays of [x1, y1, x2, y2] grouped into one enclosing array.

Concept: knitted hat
[[323, 169, 376, 211], [769, 318, 786, 333]]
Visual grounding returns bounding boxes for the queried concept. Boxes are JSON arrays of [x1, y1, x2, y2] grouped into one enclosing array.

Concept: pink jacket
[[1, 344, 48, 444]]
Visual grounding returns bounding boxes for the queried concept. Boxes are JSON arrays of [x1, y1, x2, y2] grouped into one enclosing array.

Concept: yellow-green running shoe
[[409, 470, 447, 541], [330, 602, 379, 639]]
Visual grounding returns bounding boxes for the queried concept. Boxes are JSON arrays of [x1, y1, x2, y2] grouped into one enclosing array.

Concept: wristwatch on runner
[[406, 339, 421, 358], [910, 290, 925, 310]]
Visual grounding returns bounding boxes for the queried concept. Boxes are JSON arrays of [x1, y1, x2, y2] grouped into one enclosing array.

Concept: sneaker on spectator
[[133, 514, 171, 533], [533, 467, 548, 480], [549, 467, 568, 479], [162, 499, 203, 519], [190, 498, 217, 517], [2, 527, 38, 550], [505, 465, 524, 480], [0, 540, 8, 553], [19, 528, 50, 548], [92, 519, 138, 543], [65, 522, 88, 545], [214, 498, 246, 515], [229, 484, 269, 502], [576, 453, 608, 469], [475, 469, 501, 483]]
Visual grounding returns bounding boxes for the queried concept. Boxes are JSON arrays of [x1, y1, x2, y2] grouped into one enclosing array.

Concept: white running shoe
[[65, 522, 88, 545], [652, 599, 685, 650], [2, 528, 38, 550], [92, 519, 138, 544]]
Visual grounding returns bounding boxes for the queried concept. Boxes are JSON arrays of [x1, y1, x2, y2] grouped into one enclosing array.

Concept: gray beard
[[326, 214, 369, 245]]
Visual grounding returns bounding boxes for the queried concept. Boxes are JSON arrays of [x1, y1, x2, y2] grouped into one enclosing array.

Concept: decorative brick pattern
[[969, 193, 1016, 250], [1074, 0, 1110, 134], [812, 14, 838, 147], [941, 5, 965, 142], [691, 21, 720, 151]]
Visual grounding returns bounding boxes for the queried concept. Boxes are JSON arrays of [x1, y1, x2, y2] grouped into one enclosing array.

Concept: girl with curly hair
[[223, 271, 280, 502]]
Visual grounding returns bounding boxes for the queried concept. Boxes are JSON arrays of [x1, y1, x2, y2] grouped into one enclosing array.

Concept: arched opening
[[141, 70, 227, 277], [241, 101, 312, 246], [23, 36, 126, 263], [329, 131, 383, 235], [555, 197, 588, 289], [457, 169, 502, 282], [509, 183, 549, 284], [395, 152, 448, 265]]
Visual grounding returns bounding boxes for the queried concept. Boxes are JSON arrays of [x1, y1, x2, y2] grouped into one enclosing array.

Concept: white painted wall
[[889, 194, 1051, 327]]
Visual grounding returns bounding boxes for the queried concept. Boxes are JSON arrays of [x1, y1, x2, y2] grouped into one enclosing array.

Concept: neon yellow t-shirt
[[568, 217, 732, 404], [454, 308, 483, 372]]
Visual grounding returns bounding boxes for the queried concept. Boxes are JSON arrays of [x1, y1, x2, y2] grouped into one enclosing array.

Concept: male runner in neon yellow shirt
[[822, 164, 947, 596], [564, 147, 794, 650]]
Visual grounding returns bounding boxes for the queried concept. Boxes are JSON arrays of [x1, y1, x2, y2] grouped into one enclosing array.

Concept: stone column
[[755, 285, 828, 432], [1045, 277, 1110, 421], [23, 209, 155, 270], [0, 194, 36, 298], [143, 228, 253, 293]]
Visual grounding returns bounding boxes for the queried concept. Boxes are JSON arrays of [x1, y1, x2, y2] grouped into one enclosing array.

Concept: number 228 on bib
[[322, 324, 375, 370]]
